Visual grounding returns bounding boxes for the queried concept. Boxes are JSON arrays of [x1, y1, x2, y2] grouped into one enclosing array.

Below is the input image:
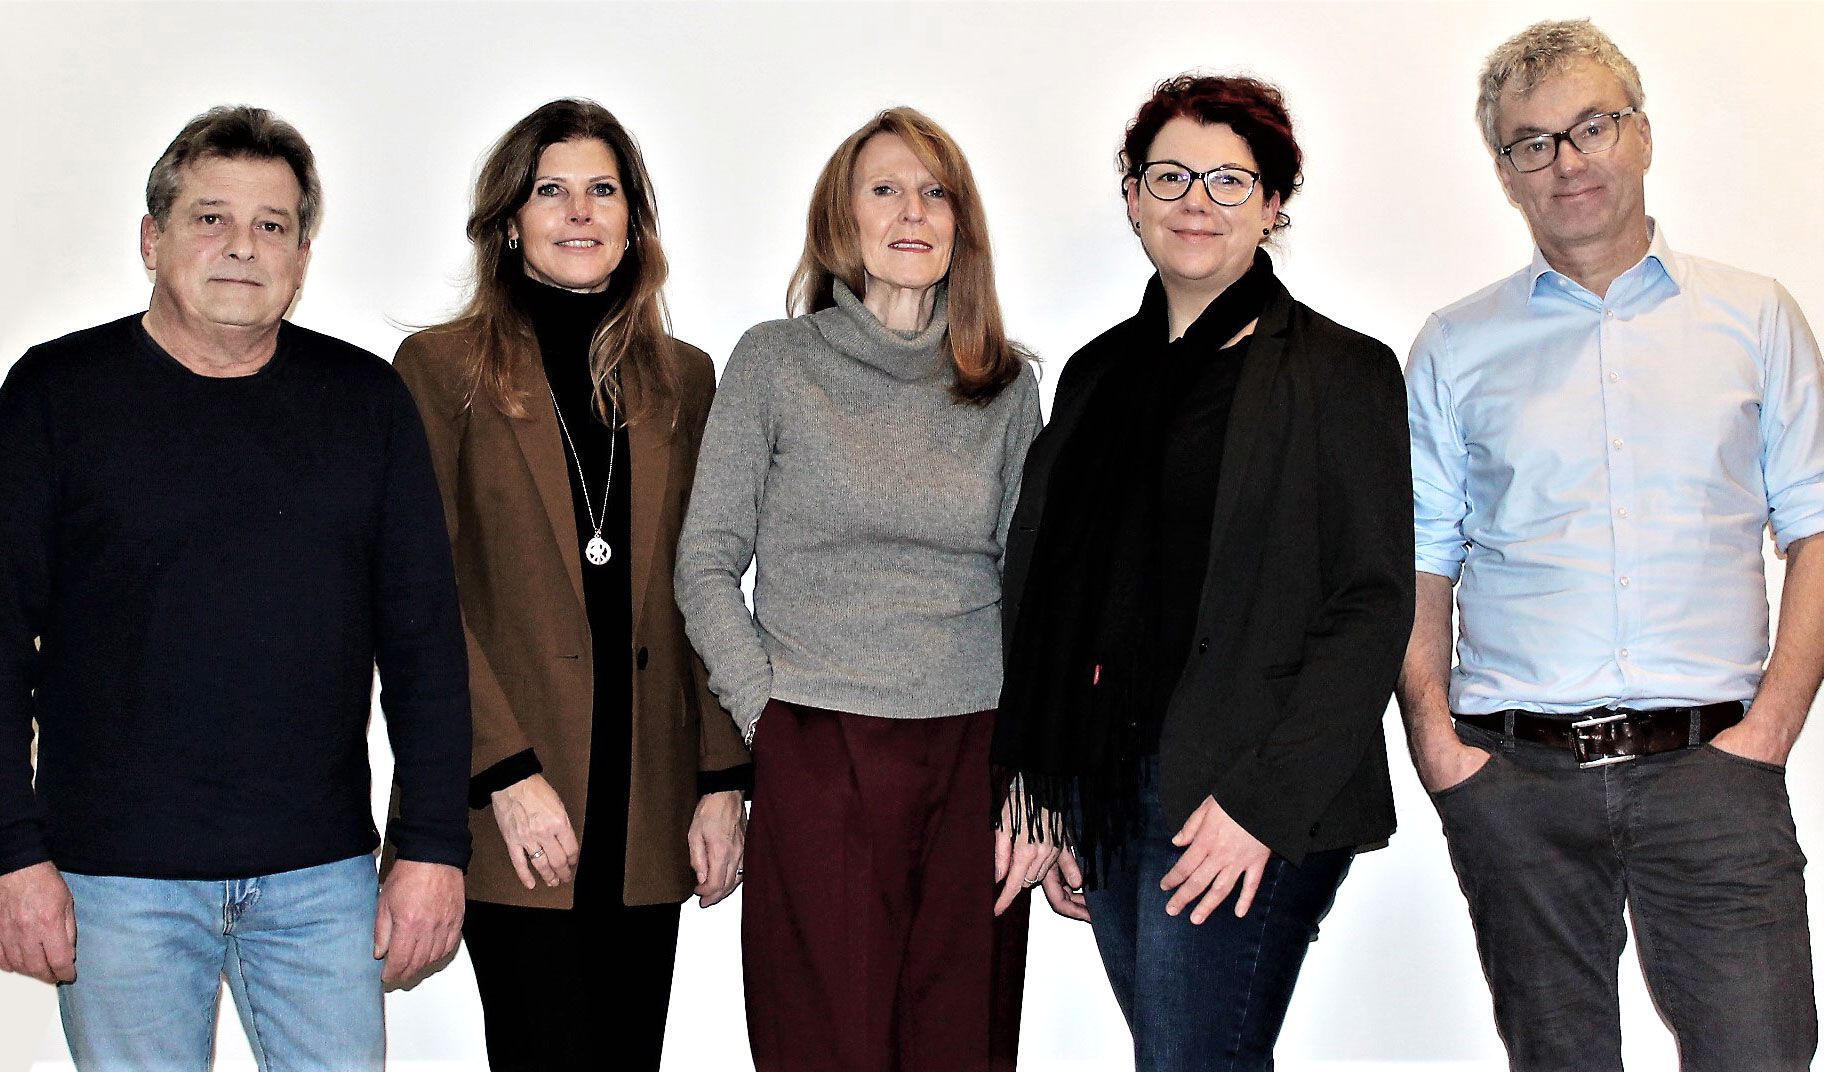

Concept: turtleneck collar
[[810, 278, 951, 383], [510, 272, 618, 360]]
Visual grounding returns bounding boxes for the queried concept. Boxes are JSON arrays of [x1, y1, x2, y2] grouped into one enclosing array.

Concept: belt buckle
[[1571, 711, 1638, 769]]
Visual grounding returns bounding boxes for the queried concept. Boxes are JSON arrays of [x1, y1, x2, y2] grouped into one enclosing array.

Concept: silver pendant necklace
[[548, 385, 617, 566]]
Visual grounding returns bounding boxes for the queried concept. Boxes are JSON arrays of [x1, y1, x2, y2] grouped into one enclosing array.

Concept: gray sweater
[[675, 281, 1042, 736]]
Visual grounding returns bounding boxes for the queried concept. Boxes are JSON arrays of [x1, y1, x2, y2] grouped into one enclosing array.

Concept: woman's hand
[[1040, 848, 1091, 923], [993, 797, 1062, 917], [1161, 795, 1270, 923], [490, 774, 580, 890], [688, 790, 746, 908]]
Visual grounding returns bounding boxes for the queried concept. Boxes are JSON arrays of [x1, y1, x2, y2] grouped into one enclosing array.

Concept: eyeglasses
[[1136, 161, 1261, 206], [1498, 108, 1639, 173]]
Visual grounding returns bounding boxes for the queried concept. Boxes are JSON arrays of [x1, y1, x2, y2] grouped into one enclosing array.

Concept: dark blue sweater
[[0, 315, 470, 879]]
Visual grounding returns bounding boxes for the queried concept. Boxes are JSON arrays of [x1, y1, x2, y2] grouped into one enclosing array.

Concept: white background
[[2, 1, 1821, 1069]]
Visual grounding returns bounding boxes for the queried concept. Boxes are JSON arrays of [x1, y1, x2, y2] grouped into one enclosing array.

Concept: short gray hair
[[145, 105, 322, 242], [1475, 19, 1646, 155]]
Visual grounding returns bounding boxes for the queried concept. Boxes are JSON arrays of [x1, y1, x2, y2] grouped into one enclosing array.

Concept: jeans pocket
[[1428, 751, 1503, 803], [1700, 742, 1786, 775]]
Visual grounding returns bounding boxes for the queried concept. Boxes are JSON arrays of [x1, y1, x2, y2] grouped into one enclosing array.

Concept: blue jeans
[[58, 854, 383, 1072], [1085, 770, 1353, 1072]]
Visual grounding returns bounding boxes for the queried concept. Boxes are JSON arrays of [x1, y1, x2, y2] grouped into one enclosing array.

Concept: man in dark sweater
[[0, 106, 470, 1070]]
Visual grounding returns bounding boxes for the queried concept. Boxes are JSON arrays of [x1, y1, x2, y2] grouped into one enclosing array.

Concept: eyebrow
[[1507, 103, 1616, 139], [190, 197, 295, 219], [534, 173, 620, 183]]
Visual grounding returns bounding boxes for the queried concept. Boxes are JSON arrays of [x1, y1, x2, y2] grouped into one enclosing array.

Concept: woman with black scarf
[[995, 75, 1413, 1071]]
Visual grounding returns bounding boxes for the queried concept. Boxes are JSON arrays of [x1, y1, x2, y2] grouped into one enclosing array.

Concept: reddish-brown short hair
[[1120, 74, 1303, 233]]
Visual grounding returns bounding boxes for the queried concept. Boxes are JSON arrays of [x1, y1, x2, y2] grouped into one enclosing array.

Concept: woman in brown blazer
[[393, 98, 749, 1072]]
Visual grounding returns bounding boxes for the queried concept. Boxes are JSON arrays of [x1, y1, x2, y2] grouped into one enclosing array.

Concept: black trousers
[[463, 898, 683, 1072], [1434, 720, 1816, 1072]]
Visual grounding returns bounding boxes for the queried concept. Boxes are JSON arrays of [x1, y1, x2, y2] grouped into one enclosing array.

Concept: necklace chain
[[548, 383, 617, 566]]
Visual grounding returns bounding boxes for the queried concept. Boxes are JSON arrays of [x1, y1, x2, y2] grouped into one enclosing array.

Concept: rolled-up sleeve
[[1759, 283, 1824, 552], [1407, 315, 1471, 581]]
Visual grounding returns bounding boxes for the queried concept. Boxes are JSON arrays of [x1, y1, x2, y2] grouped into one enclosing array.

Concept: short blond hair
[[1476, 19, 1645, 154]]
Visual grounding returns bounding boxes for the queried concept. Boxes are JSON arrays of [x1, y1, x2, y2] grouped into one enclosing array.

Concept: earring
[[1262, 227, 1270, 238], [1131, 218, 1141, 234], [507, 237, 519, 250], [623, 238, 631, 251]]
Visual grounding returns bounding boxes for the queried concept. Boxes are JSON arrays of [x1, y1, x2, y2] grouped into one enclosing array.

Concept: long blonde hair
[[789, 107, 1028, 404], [453, 99, 677, 426]]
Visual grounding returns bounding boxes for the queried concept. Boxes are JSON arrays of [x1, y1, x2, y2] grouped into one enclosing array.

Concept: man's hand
[[373, 860, 464, 986], [0, 862, 76, 984], [1710, 715, 1799, 768], [1413, 732, 1493, 794], [490, 774, 580, 890], [688, 790, 745, 908], [1161, 796, 1271, 923]]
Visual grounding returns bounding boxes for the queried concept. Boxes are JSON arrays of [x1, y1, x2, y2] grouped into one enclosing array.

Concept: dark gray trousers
[[1433, 721, 1816, 1072]]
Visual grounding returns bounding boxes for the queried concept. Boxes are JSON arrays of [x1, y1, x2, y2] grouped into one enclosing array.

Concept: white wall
[[2, 2, 1821, 1069]]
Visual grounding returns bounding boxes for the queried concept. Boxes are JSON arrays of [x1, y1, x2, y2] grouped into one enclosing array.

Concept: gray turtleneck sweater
[[675, 282, 1041, 736]]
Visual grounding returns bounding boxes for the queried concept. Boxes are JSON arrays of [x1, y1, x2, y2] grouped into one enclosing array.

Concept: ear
[[139, 214, 161, 271], [1492, 153, 1521, 209], [1636, 112, 1653, 171], [296, 238, 313, 276], [1261, 191, 1283, 234], [1123, 177, 1141, 229], [506, 220, 520, 244]]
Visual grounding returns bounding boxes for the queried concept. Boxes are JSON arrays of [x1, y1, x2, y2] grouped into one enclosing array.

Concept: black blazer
[[1003, 278, 1413, 863]]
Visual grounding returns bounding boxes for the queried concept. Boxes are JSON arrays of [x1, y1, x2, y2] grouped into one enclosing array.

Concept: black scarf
[[994, 250, 1276, 886]]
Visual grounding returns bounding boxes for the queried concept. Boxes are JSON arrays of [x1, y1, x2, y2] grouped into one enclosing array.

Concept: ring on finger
[[527, 847, 545, 860]]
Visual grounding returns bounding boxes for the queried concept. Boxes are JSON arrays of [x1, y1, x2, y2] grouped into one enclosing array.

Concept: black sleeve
[[372, 372, 474, 869], [468, 749, 543, 809], [0, 355, 53, 877], [696, 763, 754, 798], [1208, 338, 1415, 861]]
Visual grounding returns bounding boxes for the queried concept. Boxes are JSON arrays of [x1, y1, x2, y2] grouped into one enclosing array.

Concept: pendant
[[585, 535, 612, 565]]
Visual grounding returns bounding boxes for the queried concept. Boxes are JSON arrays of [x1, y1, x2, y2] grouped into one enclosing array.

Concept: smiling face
[[509, 138, 629, 293], [1126, 117, 1279, 302], [140, 155, 311, 334], [850, 133, 956, 310], [1493, 59, 1651, 260]]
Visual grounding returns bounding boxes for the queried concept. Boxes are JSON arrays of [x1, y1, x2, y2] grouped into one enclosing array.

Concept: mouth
[[1554, 186, 1603, 202], [554, 238, 604, 249], [210, 278, 263, 287], [887, 240, 933, 252], [1171, 228, 1224, 240]]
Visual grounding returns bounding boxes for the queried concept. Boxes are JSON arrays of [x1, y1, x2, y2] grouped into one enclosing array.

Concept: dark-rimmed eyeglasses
[[1135, 161, 1261, 206], [1498, 108, 1639, 174]]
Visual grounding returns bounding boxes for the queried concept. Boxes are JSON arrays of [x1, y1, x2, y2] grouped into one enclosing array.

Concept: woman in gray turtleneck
[[674, 107, 1043, 1072]]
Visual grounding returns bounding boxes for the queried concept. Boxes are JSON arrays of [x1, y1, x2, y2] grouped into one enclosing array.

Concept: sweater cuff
[[697, 763, 753, 798], [469, 749, 543, 809], [384, 821, 473, 872]]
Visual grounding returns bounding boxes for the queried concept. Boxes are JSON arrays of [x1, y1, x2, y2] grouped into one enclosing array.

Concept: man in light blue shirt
[[1399, 19, 1822, 1071]]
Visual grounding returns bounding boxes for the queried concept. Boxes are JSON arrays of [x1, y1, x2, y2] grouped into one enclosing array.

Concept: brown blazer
[[393, 323, 748, 908]]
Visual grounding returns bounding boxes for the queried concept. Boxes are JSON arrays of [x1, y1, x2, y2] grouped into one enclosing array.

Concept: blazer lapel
[[510, 361, 587, 612], [626, 379, 673, 633], [1205, 282, 1293, 561]]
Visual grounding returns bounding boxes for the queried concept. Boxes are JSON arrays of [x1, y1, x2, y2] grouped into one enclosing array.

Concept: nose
[[1553, 138, 1590, 177], [224, 220, 257, 260], [567, 191, 593, 223], [899, 192, 926, 224]]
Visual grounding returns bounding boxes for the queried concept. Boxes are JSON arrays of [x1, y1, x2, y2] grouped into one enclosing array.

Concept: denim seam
[[1224, 863, 1284, 1070]]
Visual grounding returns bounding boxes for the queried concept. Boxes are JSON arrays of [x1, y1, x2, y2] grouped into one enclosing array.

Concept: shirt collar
[[1526, 217, 1680, 305]]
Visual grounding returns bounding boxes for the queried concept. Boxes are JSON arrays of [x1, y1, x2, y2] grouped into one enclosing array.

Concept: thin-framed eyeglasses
[[1136, 161, 1261, 206], [1498, 107, 1639, 174]]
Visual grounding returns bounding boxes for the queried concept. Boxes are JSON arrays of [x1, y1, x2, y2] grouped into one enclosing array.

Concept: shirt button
[[1611, 437, 1624, 450], [1198, 638, 1210, 654], [1619, 576, 1631, 588], [1619, 648, 1631, 659], [1607, 371, 1620, 382], [1605, 309, 1617, 320], [1616, 507, 1630, 518]]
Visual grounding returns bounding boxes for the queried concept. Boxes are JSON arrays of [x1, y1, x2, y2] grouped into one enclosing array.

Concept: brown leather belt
[[1455, 702, 1745, 769]]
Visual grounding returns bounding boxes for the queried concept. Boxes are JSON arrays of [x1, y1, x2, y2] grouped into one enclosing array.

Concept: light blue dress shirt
[[1408, 224, 1824, 714]]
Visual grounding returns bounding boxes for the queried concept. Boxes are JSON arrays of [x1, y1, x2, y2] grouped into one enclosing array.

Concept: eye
[[590, 181, 618, 197], [923, 185, 947, 200], [535, 182, 562, 197], [871, 183, 898, 196], [1579, 119, 1606, 137], [1155, 170, 1191, 187], [1521, 136, 1554, 157], [199, 213, 222, 225], [258, 221, 286, 234], [1211, 172, 1245, 189]]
